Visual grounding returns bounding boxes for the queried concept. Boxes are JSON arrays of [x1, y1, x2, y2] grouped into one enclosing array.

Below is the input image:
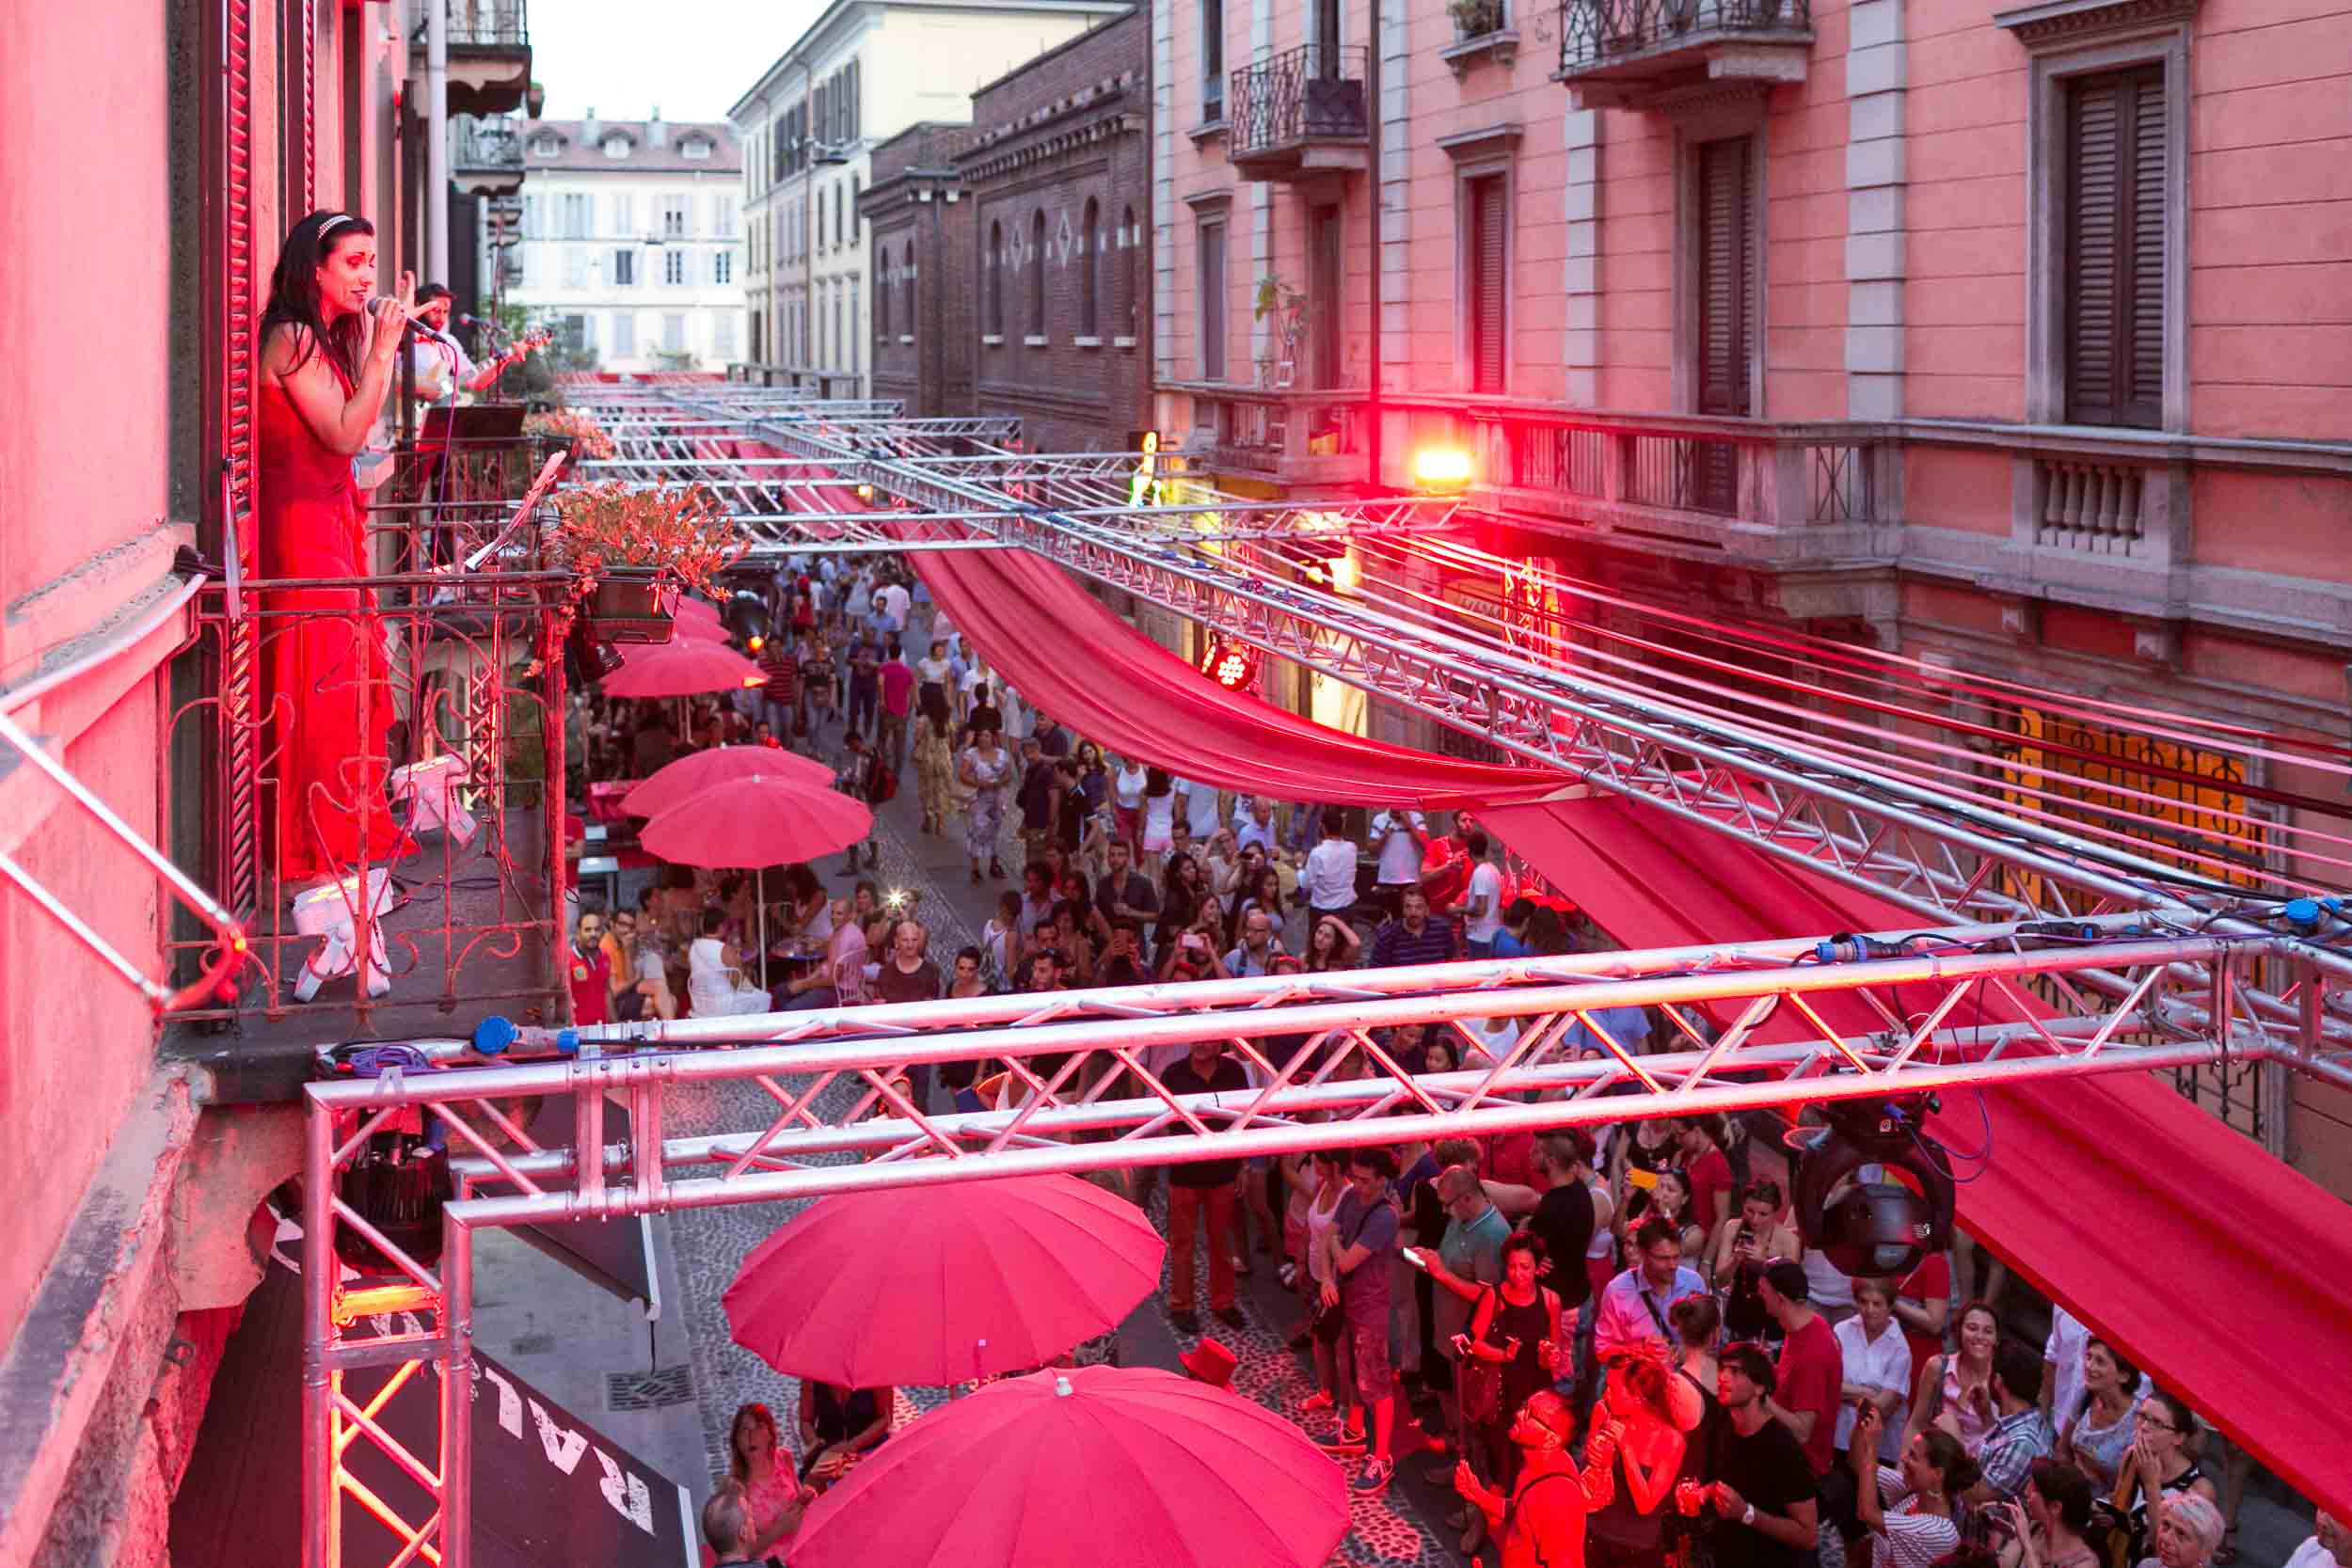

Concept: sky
[[528, 0, 829, 123]]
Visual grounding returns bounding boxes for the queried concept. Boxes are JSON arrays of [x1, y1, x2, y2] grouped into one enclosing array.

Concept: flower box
[[582, 568, 677, 645]]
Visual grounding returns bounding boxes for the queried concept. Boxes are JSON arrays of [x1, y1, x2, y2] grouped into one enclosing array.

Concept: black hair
[[1502, 1227, 1549, 1269], [954, 944, 984, 968], [1722, 1340, 1777, 1396], [1994, 1339, 2043, 1405], [1918, 1430, 1981, 1497], [1740, 1177, 1785, 1210], [1670, 1292, 1721, 1347], [700, 907, 727, 935], [1503, 896, 1535, 925], [2028, 1459, 2096, 1533], [2142, 1389, 2199, 1444], [1145, 767, 1172, 797], [261, 210, 377, 387], [1348, 1146, 1400, 1180], [855, 880, 880, 902], [1631, 1213, 1681, 1256], [416, 281, 452, 305], [1466, 830, 1489, 857]]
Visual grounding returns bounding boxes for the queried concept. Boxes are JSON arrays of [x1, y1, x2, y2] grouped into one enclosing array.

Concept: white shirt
[[2284, 1538, 2341, 1568], [1177, 779, 1222, 839], [1464, 861, 1503, 942], [1803, 1247, 1857, 1310], [1834, 1316, 1914, 1458], [1456, 1015, 1520, 1069], [1233, 803, 1276, 854], [1113, 764, 1148, 809], [1302, 838, 1359, 911], [1371, 811, 1427, 885], [2043, 1305, 2152, 1428], [876, 583, 911, 629]]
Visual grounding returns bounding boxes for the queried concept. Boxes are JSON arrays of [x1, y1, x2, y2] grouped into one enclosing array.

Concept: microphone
[[456, 313, 491, 329]]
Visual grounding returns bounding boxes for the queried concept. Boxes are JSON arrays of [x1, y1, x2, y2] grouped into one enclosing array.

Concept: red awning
[[910, 540, 2352, 1518]]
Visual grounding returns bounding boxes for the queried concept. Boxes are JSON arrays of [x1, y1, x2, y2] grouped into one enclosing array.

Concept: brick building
[[865, 122, 976, 417], [957, 6, 1152, 451]]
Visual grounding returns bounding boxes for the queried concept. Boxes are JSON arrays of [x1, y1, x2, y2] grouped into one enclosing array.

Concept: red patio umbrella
[[724, 1175, 1163, 1387], [599, 638, 763, 699], [621, 744, 833, 817], [786, 1365, 1350, 1568], [674, 594, 725, 636], [639, 774, 870, 869]]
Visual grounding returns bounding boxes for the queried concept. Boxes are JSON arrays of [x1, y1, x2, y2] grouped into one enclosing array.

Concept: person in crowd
[[1096, 918, 1150, 987], [1302, 810, 1359, 926], [1325, 1147, 1405, 1492], [1160, 1039, 1250, 1335], [1908, 1297, 2002, 1459], [947, 944, 988, 1000], [911, 704, 954, 837], [1071, 740, 1109, 818], [257, 211, 413, 886], [877, 636, 914, 774], [1707, 1340, 1820, 1568], [833, 727, 882, 875], [1021, 947, 1065, 995], [1095, 838, 1161, 955], [1454, 1391, 1619, 1568], [2056, 1337, 2141, 1493], [1677, 1114, 1736, 1242], [1409, 1164, 1512, 1539], [1895, 1241, 1954, 1385], [956, 722, 1013, 884], [1040, 899, 1096, 986], [725, 1402, 816, 1565], [2139, 1491, 2228, 1568], [1296, 1148, 1353, 1419], [1493, 897, 1537, 958], [1157, 848, 1208, 956], [1232, 862, 1287, 938], [1612, 1114, 1686, 1234], [1758, 1261, 1841, 1480], [1232, 794, 1279, 855], [1175, 776, 1223, 848], [1711, 1179, 1804, 1343], [1014, 862, 1057, 942], [1465, 1230, 1568, 1503], [796, 1380, 893, 1491], [1836, 1275, 1915, 1467], [1225, 906, 1285, 977], [914, 637, 953, 729], [568, 906, 618, 1026], [2118, 1390, 2219, 1552], [1109, 753, 1149, 850], [871, 918, 943, 1101], [1849, 1404, 1977, 1568], [1995, 1459, 2102, 1568], [1644, 1169, 1708, 1264], [1303, 911, 1362, 973], [843, 622, 882, 739], [688, 907, 769, 1017], [701, 1482, 771, 1568], [1370, 885, 1460, 969], [1014, 736, 1057, 860], [1370, 805, 1430, 919], [965, 680, 1003, 740], [2283, 1511, 2345, 1568], [1137, 767, 1177, 878], [1460, 831, 1505, 958], [800, 630, 836, 734], [1972, 1339, 2058, 1510], [1596, 1214, 1710, 1363], [1670, 1292, 1723, 1412], [1583, 1346, 1707, 1568], [778, 896, 867, 1013]]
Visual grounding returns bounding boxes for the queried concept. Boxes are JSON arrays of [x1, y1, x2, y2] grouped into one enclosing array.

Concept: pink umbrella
[[640, 773, 870, 868], [724, 1175, 1164, 1386], [787, 1366, 1350, 1568], [674, 594, 725, 636], [621, 744, 833, 817], [599, 638, 763, 698]]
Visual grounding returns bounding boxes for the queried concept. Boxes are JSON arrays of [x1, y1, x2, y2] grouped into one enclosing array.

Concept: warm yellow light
[[1412, 447, 1474, 490]]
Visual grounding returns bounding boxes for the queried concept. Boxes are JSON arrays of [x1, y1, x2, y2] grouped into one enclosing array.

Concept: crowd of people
[[548, 551, 2330, 1568]]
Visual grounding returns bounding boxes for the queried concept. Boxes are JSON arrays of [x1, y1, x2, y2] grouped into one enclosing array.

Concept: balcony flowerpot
[[583, 568, 677, 645], [1447, 0, 1506, 39]]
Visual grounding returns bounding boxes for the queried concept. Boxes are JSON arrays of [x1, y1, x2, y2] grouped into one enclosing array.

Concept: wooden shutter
[[1200, 221, 1227, 380], [1470, 175, 1507, 395], [2066, 66, 2166, 428], [1696, 136, 1753, 419]]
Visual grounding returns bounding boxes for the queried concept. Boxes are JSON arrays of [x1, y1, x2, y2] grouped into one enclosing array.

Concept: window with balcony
[[1198, 217, 1228, 380], [713, 250, 733, 285], [612, 312, 637, 356], [1694, 135, 1755, 420], [613, 248, 638, 287], [1310, 201, 1343, 388], [2062, 66, 2166, 429], [662, 248, 687, 286], [1202, 0, 1226, 119], [1028, 210, 1047, 340], [661, 195, 689, 238]]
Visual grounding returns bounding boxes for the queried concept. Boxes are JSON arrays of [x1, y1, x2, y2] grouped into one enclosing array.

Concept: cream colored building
[[511, 111, 746, 372], [731, 0, 1128, 392]]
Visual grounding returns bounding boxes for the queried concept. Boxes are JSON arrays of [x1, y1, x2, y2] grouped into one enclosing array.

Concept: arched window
[[1028, 210, 1046, 338], [987, 221, 1004, 338], [901, 241, 916, 337], [1081, 198, 1102, 338], [876, 252, 891, 339], [1120, 206, 1138, 340]]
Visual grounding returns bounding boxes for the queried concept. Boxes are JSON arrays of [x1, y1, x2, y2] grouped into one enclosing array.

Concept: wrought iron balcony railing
[[1559, 0, 1810, 73], [453, 118, 524, 173], [414, 0, 530, 49], [1229, 42, 1369, 162]]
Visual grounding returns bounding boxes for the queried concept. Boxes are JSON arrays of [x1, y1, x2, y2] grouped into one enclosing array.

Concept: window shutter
[[1470, 176, 1508, 394], [1200, 223, 1227, 380], [1696, 136, 1752, 419], [2066, 66, 2165, 428]]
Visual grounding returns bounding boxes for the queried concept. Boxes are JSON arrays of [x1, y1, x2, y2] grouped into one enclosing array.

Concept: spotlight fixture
[[1411, 447, 1474, 494], [724, 588, 771, 650], [1789, 1096, 1956, 1277], [1198, 640, 1259, 691]]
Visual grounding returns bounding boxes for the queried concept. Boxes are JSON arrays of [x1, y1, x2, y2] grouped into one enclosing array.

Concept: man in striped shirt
[[1369, 886, 1460, 970]]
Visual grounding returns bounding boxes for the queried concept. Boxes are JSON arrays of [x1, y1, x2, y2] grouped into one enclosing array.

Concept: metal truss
[[301, 920, 2334, 1568]]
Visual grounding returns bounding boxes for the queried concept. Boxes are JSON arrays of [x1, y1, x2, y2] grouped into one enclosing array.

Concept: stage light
[[1412, 447, 1474, 493], [1790, 1097, 1956, 1276], [1199, 640, 1259, 690], [724, 588, 771, 647], [856, 483, 876, 502]]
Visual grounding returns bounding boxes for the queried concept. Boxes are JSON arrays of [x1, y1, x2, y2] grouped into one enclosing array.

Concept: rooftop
[[524, 115, 740, 173]]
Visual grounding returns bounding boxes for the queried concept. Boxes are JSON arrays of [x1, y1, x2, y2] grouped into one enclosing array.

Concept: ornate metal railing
[[416, 0, 530, 48], [453, 117, 523, 172], [1559, 0, 1809, 71], [1229, 42, 1369, 159]]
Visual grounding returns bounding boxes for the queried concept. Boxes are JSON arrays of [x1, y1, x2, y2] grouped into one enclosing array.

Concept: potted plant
[[524, 405, 616, 466], [1254, 277, 1306, 388], [548, 480, 746, 645], [1448, 0, 1505, 37]]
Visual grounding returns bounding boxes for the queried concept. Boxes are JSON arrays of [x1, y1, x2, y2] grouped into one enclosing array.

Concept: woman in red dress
[[256, 211, 412, 888]]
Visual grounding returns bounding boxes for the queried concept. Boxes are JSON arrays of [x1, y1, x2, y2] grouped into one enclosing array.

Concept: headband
[[316, 214, 355, 240]]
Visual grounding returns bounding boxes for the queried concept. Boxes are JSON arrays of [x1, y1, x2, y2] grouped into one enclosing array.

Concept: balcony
[[413, 0, 532, 117], [1172, 382, 1370, 490], [1228, 43, 1370, 182], [1554, 0, 1814, 109], [453, 117, 526, 198]]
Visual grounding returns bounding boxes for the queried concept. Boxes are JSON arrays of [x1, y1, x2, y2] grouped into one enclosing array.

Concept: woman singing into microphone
[[256, 210, 413, 888]]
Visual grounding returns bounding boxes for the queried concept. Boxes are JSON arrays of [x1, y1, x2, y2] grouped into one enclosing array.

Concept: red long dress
[[257, 356, 405, 885]]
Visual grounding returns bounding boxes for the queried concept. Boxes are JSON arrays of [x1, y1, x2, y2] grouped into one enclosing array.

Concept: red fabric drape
[[908, 539, 2352, 1517]]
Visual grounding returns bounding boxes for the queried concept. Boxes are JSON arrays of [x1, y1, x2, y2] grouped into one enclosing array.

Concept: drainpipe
[[1363, 0, 1382, 492], [426, 0, 450, 283]]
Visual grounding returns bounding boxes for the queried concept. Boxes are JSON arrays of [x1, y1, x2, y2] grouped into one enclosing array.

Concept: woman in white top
[[1138, 768, 1177, 877], [1110, 758, 1149, 852], [1298, 1151, 1352, 1419], [687, 908, 770, 1017], [1836, 1277, 1914, 1464]]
